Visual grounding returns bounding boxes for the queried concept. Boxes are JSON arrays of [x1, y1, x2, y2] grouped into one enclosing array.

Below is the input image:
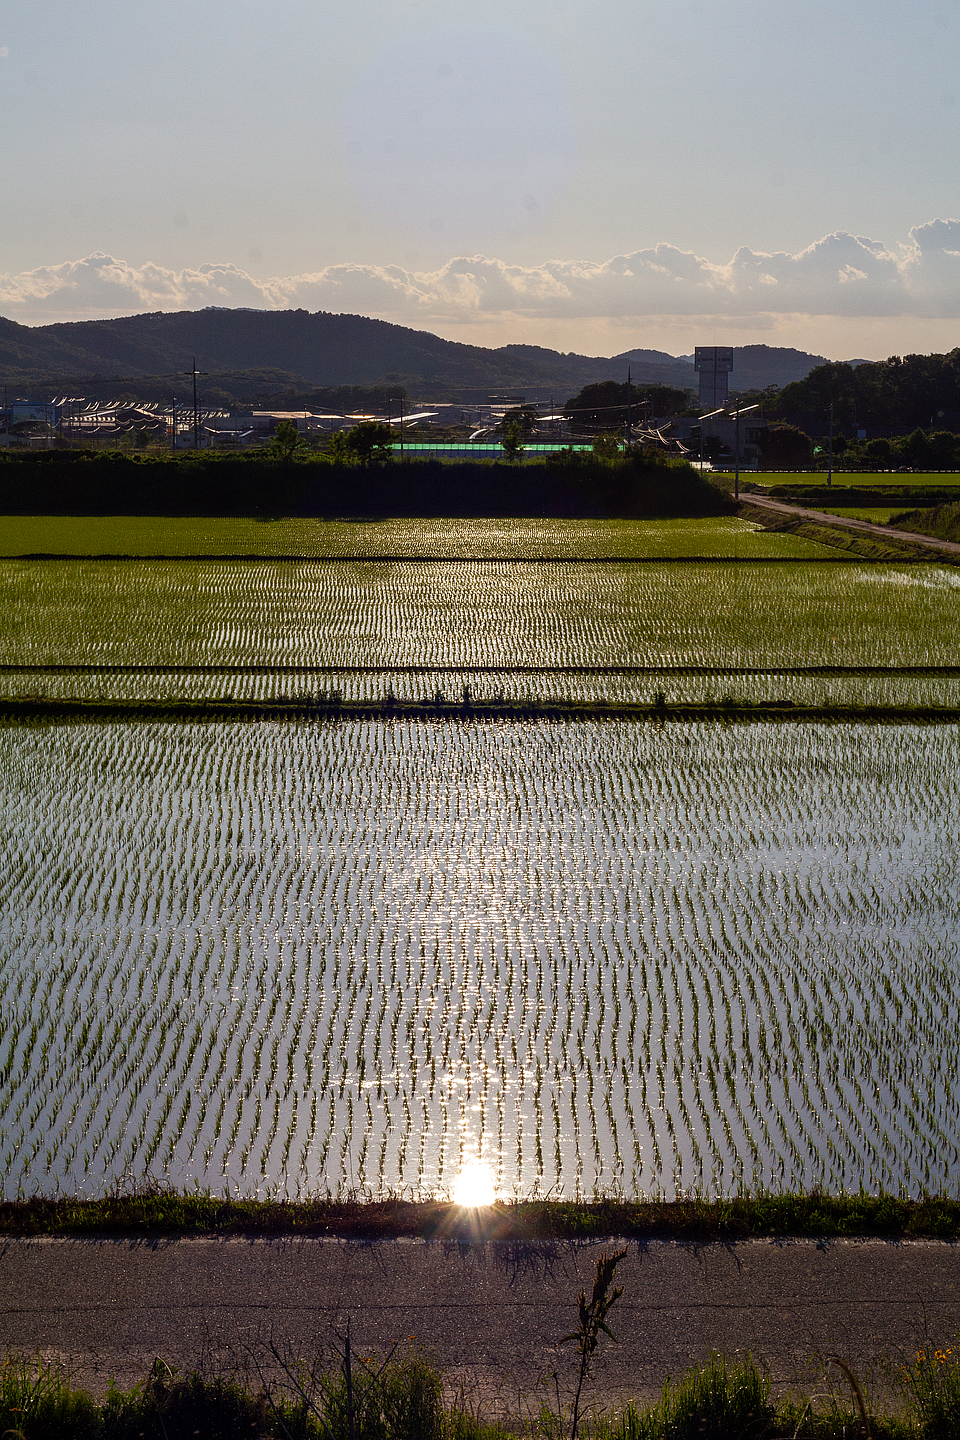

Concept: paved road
[[2, 1237, 959, 1412], [742, 492, 960, 556]]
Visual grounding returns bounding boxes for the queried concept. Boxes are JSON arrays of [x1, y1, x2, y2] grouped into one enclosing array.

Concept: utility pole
[[827, 402, 834, 487], [170, 396, 177, 453], [399, 395, 404, 462], [625, 366, 632, 446], [729, 400, 759, 501], [183, 357, 207, 450]]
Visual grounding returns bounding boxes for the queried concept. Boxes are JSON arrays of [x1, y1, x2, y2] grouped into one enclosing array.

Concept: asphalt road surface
[[2, 1236, 959, 1414]]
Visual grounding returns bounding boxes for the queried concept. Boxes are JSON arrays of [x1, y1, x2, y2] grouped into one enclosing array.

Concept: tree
[[269, 419, 305, 461], [344, 420, 394, 465], [757, 424, 812, 467], [591, 432, 622, 463], [326, 430, 350, 464], [564, 381, 694, 432], [771, 348, 960, 432], [500, 404, 538, 436], [899, 427, 932, 467], [501, 420, 525, 462], [927, 430, 960, 468]]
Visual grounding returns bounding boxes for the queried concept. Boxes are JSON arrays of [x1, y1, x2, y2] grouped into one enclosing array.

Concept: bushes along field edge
[[0, 452, 734, 520]]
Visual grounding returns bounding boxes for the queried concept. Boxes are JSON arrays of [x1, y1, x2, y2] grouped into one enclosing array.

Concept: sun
[[451, 1162, 496, 1207]]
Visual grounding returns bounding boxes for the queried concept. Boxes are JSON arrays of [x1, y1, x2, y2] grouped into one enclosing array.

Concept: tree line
[[768, 348, 960, 432]]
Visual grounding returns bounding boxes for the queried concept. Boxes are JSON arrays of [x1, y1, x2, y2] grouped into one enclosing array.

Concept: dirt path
[[742, 492, 960, 556], [2, 1236, 959, 1412]]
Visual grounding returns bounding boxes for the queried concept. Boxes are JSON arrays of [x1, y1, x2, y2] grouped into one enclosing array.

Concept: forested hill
[[0, 309, 834, 398], [0, 310, 695, 393]]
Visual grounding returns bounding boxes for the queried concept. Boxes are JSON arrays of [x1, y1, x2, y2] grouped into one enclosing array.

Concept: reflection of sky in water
[[341, 26, 576, 244], [855, 569, 960, 589]]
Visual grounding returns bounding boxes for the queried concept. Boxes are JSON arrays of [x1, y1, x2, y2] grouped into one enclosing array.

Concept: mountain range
[[0, 307, 830, 402]]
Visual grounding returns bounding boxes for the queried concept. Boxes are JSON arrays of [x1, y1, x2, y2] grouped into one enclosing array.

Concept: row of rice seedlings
[[2, 717, 960, 1198], [3, 559, 960, 672]]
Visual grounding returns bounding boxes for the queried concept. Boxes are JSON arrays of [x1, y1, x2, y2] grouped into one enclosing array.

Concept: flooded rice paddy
[[3, 560, 959, 673], [2, 716, 957, 1200], [2, 524, 959, 1201]]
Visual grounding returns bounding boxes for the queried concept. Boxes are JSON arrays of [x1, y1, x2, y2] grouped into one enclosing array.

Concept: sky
[[1, 0, 959, 359]]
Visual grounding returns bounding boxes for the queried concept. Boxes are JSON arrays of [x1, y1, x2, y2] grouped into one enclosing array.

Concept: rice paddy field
[[734, 472, 960, 489], [1, 516, 959, 1202], [0, 514, 835, 559], [2, 551, 960, 709]]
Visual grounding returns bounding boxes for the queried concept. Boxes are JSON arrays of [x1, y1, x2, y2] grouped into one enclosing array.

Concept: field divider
[[3, 664, 960, 677], [5, 552, 950, 564], [3, 697, 960, 723]]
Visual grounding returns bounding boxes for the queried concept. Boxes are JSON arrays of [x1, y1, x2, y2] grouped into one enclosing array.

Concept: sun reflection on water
[[452, 1161, 496, 1207]]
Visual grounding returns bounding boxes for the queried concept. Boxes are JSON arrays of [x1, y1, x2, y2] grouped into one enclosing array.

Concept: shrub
[[101, 1368, 266, 1439]]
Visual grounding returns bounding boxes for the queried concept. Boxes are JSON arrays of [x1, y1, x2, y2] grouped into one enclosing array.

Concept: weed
[[559, 1249, 626, 1440], [0, 1353, 100, 1440], [643, 1353, 774, 1440], [899, 1341, 960, 1439]]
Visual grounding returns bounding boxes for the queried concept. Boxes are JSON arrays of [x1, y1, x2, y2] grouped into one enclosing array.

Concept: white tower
[[695, 346, 734, 410]]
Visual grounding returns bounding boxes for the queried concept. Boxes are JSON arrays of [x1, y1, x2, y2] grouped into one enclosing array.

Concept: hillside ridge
[[0, 308, 828, 397]]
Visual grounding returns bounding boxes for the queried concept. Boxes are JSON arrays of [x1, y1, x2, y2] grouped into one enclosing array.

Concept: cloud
[[3, 224, 960, 328]]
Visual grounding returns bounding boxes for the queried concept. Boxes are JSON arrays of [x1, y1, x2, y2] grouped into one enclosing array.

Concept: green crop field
[[0, 515, 838, 559], [730, 472, 960, 489], [820, 507, 918, 523], [1, 558, 958, 673], [2, 517, 958, 1203]]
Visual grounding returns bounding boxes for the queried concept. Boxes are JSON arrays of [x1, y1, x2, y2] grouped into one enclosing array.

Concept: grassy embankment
[[727, 472, 960, 490], [3, 1191, 959, 1239], [705, 472, 960, 559], [735, 497, 960, 562], [815, 507, 913, 523], [890, 501, 960, 546], [5, 695, 960, 723]]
